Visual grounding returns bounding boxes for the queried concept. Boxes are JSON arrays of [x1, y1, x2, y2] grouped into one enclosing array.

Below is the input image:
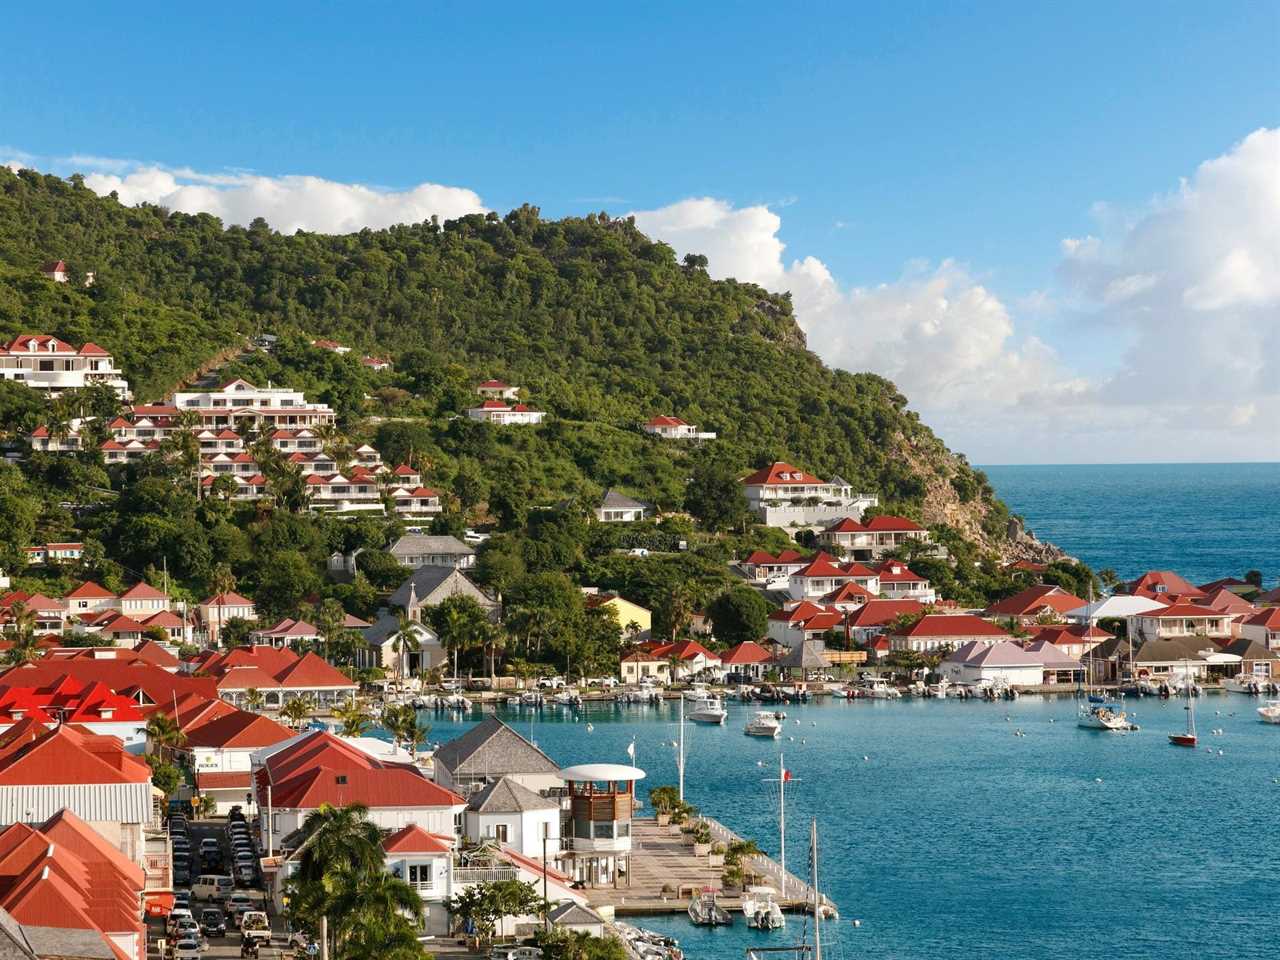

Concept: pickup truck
[[239, 911, 271, 942]]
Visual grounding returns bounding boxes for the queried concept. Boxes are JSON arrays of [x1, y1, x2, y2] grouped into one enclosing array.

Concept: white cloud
[[80, 166, 487, 234], [634, 128, 1280, 463]]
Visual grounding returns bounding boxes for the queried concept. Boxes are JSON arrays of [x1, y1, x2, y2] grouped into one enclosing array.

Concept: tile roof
[[983, 584, 1086, 617], [844, 599, 926, 627], [740, 462, 823, 486], [433, 718, 561, 777], [0, 719, 150, 786], [720, 640, 774, 664], [467, 776, 559, 814], [183, 710, 293, 749], [894, 615, 1010, 639], [382, 824, 454, 855]]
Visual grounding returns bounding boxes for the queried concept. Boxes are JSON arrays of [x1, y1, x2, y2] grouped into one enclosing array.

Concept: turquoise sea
[[418, 697, 1280, 960], [981, 462, 1280, 586]]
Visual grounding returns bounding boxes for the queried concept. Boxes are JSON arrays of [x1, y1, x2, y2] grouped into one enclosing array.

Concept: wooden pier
[[583, 818, 836, 918]]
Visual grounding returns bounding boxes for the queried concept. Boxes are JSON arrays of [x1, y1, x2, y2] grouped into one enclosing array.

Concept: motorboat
[[744, 711, 782, 738], [687, 891, 732, 926], [1224, 674, 1266, 695], [1257, 700, 1280, 724], [1077, 699, 1132, 731], [551, 689, 583, 707], [445, 694, 470, 711], [518, 691, 544, 707], [687, 696, 727, 724], [862, 678, 901, 700], [741, 886, 785, 930], [683, 683, 711, 701]]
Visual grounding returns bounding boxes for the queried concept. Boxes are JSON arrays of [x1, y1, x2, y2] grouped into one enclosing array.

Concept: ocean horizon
[[980, 461, 1280, 586]]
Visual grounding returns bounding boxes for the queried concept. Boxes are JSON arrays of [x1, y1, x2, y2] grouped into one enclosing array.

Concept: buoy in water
[[862, 755, 870, 761], [1095, 778, 1103, 783], [852, 920, 862, 928]]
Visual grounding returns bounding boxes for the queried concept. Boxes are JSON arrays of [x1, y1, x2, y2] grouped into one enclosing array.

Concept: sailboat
[[1168, 659, 1198, 747], [745, 820, 834, 960]]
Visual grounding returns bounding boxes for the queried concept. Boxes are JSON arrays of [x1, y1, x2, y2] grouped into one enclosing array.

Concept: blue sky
[[2, 2, 1278, 462]]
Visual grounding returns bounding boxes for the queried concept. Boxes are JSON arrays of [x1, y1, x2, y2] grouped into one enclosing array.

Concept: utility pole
[[677, 695, 685, 804], [541, 836, 549, 933], [266, 784, 273, 857]]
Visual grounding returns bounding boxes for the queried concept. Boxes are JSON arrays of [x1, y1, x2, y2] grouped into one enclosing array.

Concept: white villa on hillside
[[741, 461, 878, 530], [475, 379, 522, 400], [641, 416, 716, 440], [1, 335, 131, 397], [170, 378, 337, 429], [466, 400, 546, 425], [819, 515, 935, 561]]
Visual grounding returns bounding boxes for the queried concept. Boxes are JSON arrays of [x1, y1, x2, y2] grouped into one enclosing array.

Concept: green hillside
[[0, 166, 1010, 544]]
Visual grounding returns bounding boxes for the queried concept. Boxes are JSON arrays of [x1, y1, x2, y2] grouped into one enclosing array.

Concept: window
[[453, 811, 464, 835], [617, 823, 631, 838], [592, 822, 615, 839], [408, 863, 432, 887], [541, 821, 551, 839], [491, 824, 509, 843]]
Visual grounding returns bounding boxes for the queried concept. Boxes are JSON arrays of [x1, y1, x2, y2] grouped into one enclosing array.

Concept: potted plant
[[692, 821, 713, 857], [708, 841, 726, 868], [721, 863, 746, 895], [649, 785, 680, 826]]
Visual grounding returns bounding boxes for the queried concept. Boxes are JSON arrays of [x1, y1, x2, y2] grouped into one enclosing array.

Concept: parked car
[[536, 676, 566, 690], [200, 910, 227, 938], [167, 909, 194, 936], [172, 937, 202, 960], [223, 892, 254, 920], [239, 912, 271, 942]]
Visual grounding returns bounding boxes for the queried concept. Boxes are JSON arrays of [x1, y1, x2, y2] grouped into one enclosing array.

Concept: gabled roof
[[130, 640, 180, 668], [599, 489, 646, 511], [1136, 603, 1230, 619], [183, 710, 294, 749], [792, 553, 849, 579], [983, 584, 1086, 617], [893, 615, 1010, 639], [119, 582, 167, 601], [65, 583, 116, 601], [201, 591, 255, 607], [1128, 570, 1205, 599], [844, 599, 926, 627], [873, 561, 925, 583], [823, 517, 866, 533], [1244, 607, 1280, 629], [432, 718, 560, 777], [648, 639, 720, 662], [0, 719, 150, 786], [468, 776, 559, 814], [720, 641, 774, 665], [863, 515, 924, 532], [382, 824, 454, 855], [741, 461, 823, 486], [645, 415, 689, 427]]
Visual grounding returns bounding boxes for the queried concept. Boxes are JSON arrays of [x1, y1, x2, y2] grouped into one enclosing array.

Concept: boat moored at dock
[[742, 886, 786, 930], [688, 695, 728, 724], [687, 890, 732, 926], [1257, 700, 1280, 724], [745, 711, 783, 738]]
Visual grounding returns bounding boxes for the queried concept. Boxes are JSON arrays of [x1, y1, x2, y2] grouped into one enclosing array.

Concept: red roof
[[477, 379, 510, 389], [824, 517, 866, 533], [257, 731, 464, 810], [66, 581, 117, 600], [184, 710, 293, 749], [874, 562, 927, 584], [863, 514, 924, 532], [0, 659, 217, 708], [647, 639, 720, 663], [120, 582, 167, 601], [844, 599, 926, 627], [821, 581, 876, 604], [893, 615, 1010, 639], [740, 461, 823, 486], [1129, 571, 1205, 599], [77, 342, 110, 356], [196, 771, 253, 790], [983, 584, 1086, 617], [383, 824, 455, 855], [720, 640, 774, 665], [793, 553, 849, 579], [1245, 607, 1280, 629], [131, 639, 180, 668], [0, 718, 151, 785], [646, 415, 689, 427], [1137, 603, 1228, 619], [203, 591, 255, 607]]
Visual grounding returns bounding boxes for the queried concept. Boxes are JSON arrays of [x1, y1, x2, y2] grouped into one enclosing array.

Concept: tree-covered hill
[[0, 166, 1011, 546]]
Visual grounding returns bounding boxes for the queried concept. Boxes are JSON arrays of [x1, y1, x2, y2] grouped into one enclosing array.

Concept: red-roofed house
[[1132, 604, 1233, 644], [466, 399, 546, 425], [0, 334, 130, 398], [254, 730, 466, 839], [1025, 623, 1112, 660], [249, 617, 321, 648], [641, 416, 716, 440], [983, 584, 1087, 623], [819, 515, 933, 561], [0, 676, 148, 753], [741, 462, 878, 530], [65, 582, 119, 616], [788, 553, 881, 600], [181, 710, 294, 814], [118, 583, 168, 619], [843, 599, 926, 644], [720, 640, 774, 680], [1128, 571, 1205, 600], [874, 561, 936, 603], [888, 614, 1011, 654], [0, 809, 146, 960], [768, 601, 844, 648], [382, 825, 455, 933], [475, 379, 521, 401], [739, 549, 809, 584], [0, 718, 153, 865], [198, 592, 258, 645], [201, 646, 357, 709], [620, 639, 721, 683], [1241, 607, 1280, 651]]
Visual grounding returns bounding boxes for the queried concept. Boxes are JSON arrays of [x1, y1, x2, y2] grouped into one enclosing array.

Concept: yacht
[[1224, 673, 1265, 695], [687, 891, 732, 926], [688, 696, 727, 725], [741, 886, 785, 930], [744, 711, 782, 738], [683, 683, 711, 701], [1077, 698, 1131, 731], [1257, 700, 1280, 724]]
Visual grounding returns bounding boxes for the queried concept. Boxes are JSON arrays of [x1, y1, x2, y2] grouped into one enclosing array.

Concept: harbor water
[[412, 695, 1279, 960]]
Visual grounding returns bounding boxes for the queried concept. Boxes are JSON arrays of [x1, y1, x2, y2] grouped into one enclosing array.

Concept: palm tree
[[3, 602, 41, 666], [293, 803, 386, 960], [244, 688, 266, 712], [332, 701, 373, 737], [145, 712, 186, 759], [280, 696, 315, 728], [389, 611, 419, 686], [381, 704, 431, 759]]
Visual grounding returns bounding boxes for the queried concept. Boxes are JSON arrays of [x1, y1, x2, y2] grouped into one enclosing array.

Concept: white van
[[192, 875, 234, 900]]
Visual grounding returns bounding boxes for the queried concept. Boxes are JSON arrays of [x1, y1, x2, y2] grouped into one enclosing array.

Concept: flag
[[626, 740, 636, 760], [782, 769, 792, 782]]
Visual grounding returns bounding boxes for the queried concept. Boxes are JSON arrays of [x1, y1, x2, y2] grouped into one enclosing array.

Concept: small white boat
[[551, 689, 582, 707], [1077, 700, 1131, 731], [687, 891, 732, 926], [1224, 674, 1265, 695], [688, 696, 727, 724], [862, 678, 901, 699], [1257, 700, 1280, 724], [741, 886, 785, 930], [744, 711, 782, 738], [445, 694, 470, 711], [518, 691, 544, 707], [683, 683, 711, 701]]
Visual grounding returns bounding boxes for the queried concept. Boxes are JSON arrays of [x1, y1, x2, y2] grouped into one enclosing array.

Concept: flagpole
[[779, 752, 786, 899], [678, 696, 685, 804]]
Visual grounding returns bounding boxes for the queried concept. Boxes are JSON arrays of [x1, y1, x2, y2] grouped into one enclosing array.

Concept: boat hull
[[1168, 734, 1197, 747]]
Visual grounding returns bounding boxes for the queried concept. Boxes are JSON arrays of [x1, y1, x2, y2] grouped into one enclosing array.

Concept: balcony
[[452, 865, 518, 884]]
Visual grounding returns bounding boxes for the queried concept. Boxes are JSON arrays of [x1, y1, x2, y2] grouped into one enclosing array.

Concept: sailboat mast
[[678, 695, 685, 804], [778, 753, 786, 899], [811, 818, 821, 960]]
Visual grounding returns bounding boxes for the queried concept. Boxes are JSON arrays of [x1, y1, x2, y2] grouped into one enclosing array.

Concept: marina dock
[[585, 818, 836, 917]]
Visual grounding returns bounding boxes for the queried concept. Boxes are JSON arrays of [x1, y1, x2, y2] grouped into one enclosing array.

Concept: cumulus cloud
[[80, 165, 487, 234], [634, 129, 1280, 462]]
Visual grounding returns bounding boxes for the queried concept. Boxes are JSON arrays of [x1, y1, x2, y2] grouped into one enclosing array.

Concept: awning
[[144, 892, 176, 917]]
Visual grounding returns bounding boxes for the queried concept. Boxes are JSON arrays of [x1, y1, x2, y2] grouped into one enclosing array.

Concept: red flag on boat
[[782, 769, 792, 782]]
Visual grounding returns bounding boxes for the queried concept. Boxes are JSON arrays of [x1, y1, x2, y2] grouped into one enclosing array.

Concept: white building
[[1241, 608, 1280, 651], [594, 490, 649, 523], [464, 776, 561, 858], [941, 640, 1045, 687], [466, 400, 546, 425], [185, 711, 294, 814], [741, 461, 878, 530], [475, 379, 521, 401], [0, 335, 131, 398], [170, 378, 336, 430], [641, 416, 715, 440], [431, 718, 564, 799], [390, 535, 476, 570]]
